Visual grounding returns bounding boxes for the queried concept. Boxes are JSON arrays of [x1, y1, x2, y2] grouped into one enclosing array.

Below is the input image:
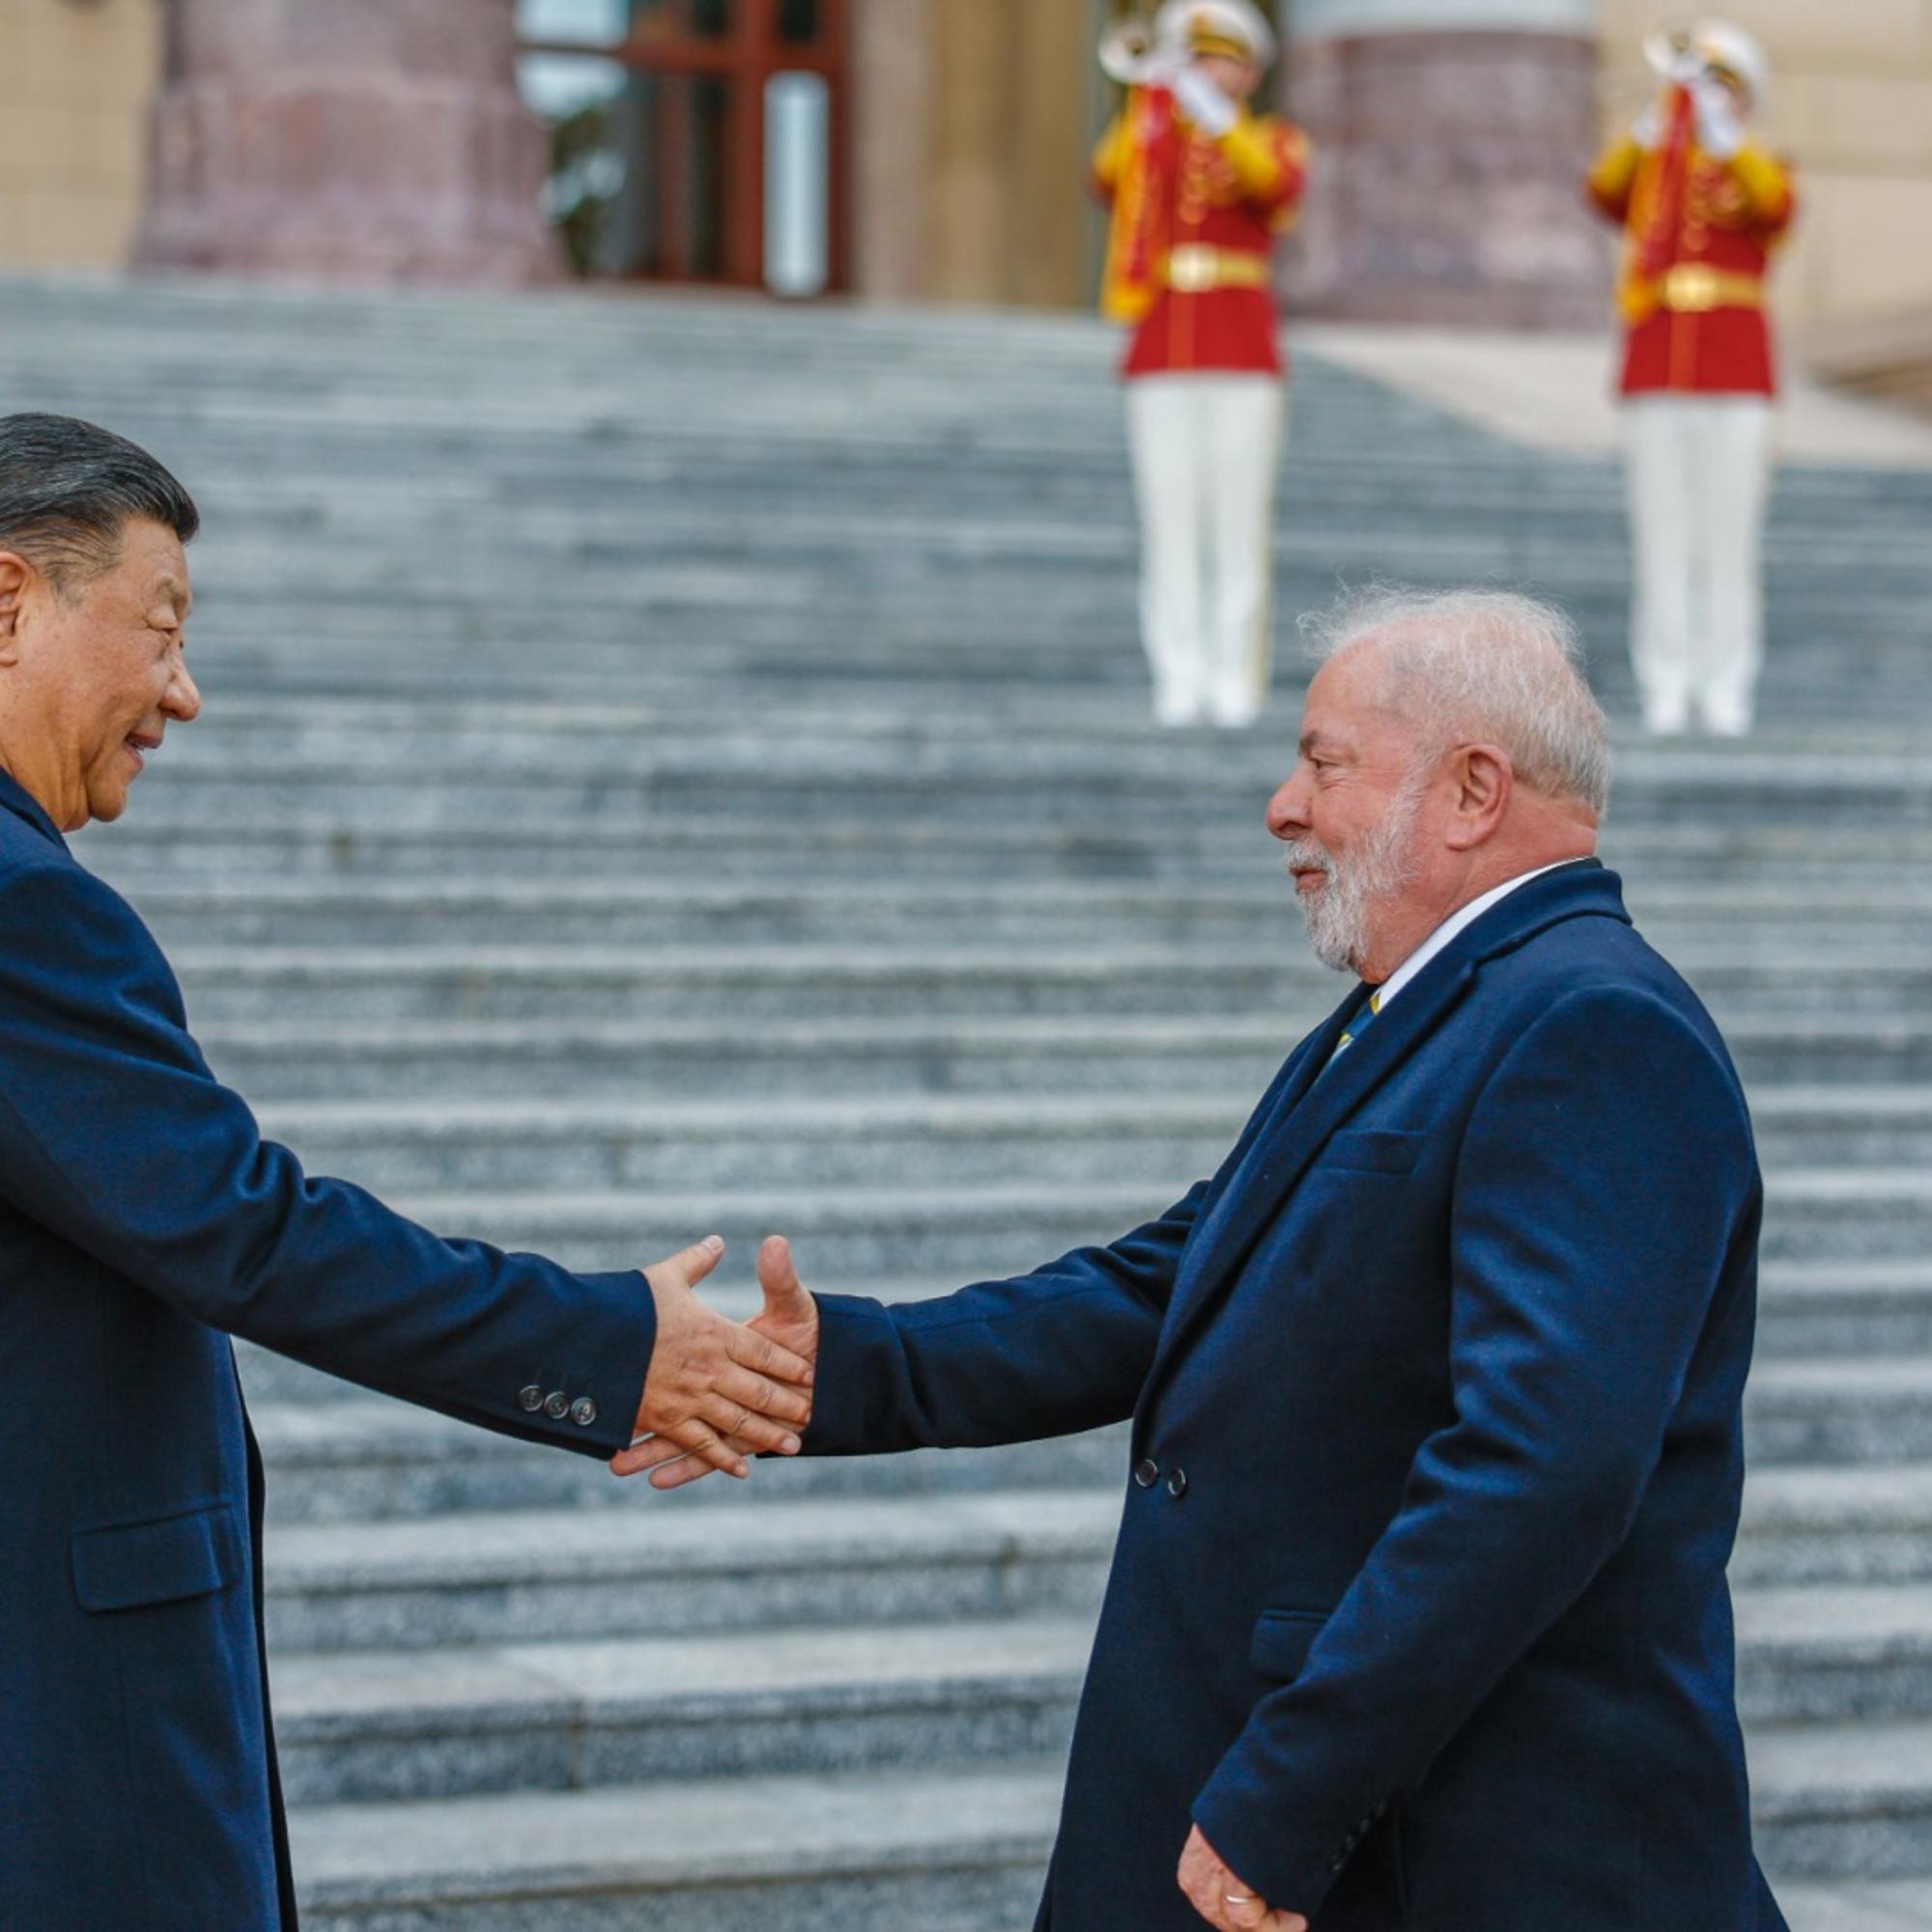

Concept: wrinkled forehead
[[108, 517, 192, 614], [1300, 636, 1423, 748]]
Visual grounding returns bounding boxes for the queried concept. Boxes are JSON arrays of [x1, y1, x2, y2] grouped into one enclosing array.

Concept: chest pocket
[[1321, 1128, 1425, 1177]]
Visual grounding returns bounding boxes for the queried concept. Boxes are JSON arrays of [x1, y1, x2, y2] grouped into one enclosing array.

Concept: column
[[1282, 0, 1610, 327], [136, 0, 561, 283]]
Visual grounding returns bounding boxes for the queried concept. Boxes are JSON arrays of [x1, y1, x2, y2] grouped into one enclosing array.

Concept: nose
[[1266, 766, 1311, 843], [165, 656, 202, 724]]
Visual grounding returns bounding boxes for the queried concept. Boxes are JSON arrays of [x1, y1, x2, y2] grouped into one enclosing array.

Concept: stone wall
[[0, 0, 158, 270]]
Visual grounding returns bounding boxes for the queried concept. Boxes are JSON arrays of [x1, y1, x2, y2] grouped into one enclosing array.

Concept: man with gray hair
[[683, 585, 1784, 1930]]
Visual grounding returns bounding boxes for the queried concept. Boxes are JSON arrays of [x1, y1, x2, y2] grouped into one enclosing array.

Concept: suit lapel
[[1144, 861, 1631, 1404]]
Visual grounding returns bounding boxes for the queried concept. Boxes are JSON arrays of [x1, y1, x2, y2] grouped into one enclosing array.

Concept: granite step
[[286, 1761, 1060, 1932], [238, 1351, 1932, 1530], [260, 1464, 1932, 1657], [262, 1492, 1119, 1655], [120, 877, 1932, 954], [277, 1720, 1932, 1928], [236, 1090, 1932, 1199], [219, 1171, 1932, 1279], [191, 1013, 1932, 1103], [263, 1586, 1932, 1809]]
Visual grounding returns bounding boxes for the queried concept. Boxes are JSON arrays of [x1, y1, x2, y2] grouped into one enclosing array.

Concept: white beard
[[1282, 775, 1428, 975]]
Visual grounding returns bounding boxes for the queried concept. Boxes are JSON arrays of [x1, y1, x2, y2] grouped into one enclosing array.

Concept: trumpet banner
[[1100, 85, 1177, 326]]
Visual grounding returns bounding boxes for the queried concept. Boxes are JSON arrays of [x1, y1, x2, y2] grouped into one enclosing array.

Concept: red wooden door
[[525, 0, 848, 292]]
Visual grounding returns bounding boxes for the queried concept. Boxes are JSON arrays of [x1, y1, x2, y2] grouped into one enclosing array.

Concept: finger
[[724, 1318, 813, 1386], [648, 1452, 720, 1492], [715, 1362, 812, 1428], [666, 1415, 750, 1479], [610, 1433, 697, 1479], [699, 1395, 802, 1456], [758, 1234, 812, 1316], [643, 1234, 724, 1294]]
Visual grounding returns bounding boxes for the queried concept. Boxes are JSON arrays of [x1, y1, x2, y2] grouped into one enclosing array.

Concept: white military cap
[[1154, 0, 1279, 68], [1646, 18, 1772, 106], [1691, 19, 1771, 106]]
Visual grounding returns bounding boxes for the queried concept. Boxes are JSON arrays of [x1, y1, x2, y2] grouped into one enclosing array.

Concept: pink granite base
[[136, 0, 560, 285], [1281, 30, 1612, 330]]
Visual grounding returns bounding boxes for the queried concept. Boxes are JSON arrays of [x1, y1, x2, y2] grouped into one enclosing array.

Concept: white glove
[[1691, 75, 1746, 158], [1631, 99, 1664, 149], [1173, 64, 1238, 137]]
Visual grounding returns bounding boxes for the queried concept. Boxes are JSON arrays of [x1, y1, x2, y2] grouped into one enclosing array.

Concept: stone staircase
[[6, 271, 1932, 1929]]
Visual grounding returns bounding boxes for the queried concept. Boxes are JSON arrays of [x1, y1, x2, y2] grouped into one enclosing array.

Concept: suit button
[[1134, 1459, 1160, 1489], [1166, 1467, 1188, 1499], [543, 1391, 569, 1420], [570, 1397, 598, 1428], [518, 1385, 545, 1413]]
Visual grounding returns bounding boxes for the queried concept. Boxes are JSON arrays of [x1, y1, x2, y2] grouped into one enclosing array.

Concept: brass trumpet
[[1099, 14, 1180, 88]]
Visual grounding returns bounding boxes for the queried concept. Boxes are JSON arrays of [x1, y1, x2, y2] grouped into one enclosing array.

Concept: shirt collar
[[1371, 861, 1580, 1012]]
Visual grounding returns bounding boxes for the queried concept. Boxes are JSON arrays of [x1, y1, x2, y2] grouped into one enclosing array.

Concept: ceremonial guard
[[1588, 20, 1796, 736], [1092, 0, 1309, 729]]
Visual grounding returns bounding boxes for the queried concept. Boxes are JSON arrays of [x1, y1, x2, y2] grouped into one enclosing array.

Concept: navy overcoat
[[0, 770, 657, 1929], [805, 861, 1788, 1931]]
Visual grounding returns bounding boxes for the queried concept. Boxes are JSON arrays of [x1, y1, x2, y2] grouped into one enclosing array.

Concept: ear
[[0, 553, 30, 664], [1442, 742, 1513, 851]]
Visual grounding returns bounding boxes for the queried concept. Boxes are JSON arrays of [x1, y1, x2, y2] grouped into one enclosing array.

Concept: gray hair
[[1302, 584, 1612, 818], [0, 413, 200, 594]]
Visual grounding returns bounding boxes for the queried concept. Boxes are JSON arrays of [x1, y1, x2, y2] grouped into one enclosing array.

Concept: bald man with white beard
[[650, 587, 1783, 1932]]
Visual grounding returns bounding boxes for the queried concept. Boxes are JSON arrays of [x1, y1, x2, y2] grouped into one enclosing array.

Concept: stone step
[[233, 1091, 1932, 1198], [286, 1761, 1059, 1932], [77, 811, 1932, 889], [262, 1492, 1116, 1656], [239, 1351, 1932, 1532], [232, 1171, 1932, 1279], [1773, 1878, 1932, 1930], [271, 1616, 1090, 1807], [264, 1586, 1932, 1810], [260, 1465, 1932, 1658], [159, 945, 1932, 1027], [193, 1011, 1932, 1101], [274, 1717, 1932, 1927], [118, 877, 1932, 954], [1753, 1719, 1932, 1882]]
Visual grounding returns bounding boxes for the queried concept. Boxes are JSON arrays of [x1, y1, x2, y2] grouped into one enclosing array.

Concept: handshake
[[616, 1233, 820, 1491]]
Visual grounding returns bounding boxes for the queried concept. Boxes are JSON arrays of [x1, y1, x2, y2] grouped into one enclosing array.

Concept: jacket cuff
[[1192, 1746, 1388, 1923], [500, 1266, 656, 1460], [797, 1293, 895, 1456]]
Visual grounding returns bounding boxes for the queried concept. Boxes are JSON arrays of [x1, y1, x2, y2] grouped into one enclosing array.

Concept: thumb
[[647, 1234, 725, 1296], [758, 1235, 810, 1314]]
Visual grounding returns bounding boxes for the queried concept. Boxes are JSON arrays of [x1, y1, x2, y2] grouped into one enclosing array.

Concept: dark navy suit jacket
[[0, 770, 657, 1929], [805, 862, 1788, 1932]]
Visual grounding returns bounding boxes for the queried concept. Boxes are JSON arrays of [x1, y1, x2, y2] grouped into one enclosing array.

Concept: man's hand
[[608, 1236, 814, 1487], [625, 1234, 824, 1492], [1173, 64, 1239, 137], [1178, 1825, 1306, 1931]]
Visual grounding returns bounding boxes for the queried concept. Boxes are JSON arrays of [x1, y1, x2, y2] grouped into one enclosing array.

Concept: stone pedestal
[[1282, 0, 1611, 329], [136, 0, 561, 284]]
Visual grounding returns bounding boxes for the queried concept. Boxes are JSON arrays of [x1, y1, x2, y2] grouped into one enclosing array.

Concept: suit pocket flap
[[71, 1502, 242, 1613], [1324, 1128, 1424, 1176], [1250, 1606, 1328, 1681]]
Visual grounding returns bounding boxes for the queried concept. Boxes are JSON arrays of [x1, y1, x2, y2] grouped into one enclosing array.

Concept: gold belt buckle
[[1167, 245, 1216, 294], [1663, 264, 1722, 312]]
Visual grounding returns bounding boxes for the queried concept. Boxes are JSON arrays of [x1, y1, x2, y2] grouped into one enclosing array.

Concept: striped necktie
[[1325, 989, 1381, 1069]]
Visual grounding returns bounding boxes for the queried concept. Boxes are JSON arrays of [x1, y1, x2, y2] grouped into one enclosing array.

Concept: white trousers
[[1623, 394, 1776, 735], [1126, 375, 1286, 725]]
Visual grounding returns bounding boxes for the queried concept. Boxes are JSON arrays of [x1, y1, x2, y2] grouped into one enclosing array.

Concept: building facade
[[3, 0, 1931, 356]]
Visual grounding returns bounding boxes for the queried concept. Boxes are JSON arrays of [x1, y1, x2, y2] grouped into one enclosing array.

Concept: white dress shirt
[[1371, 862, 1580, 1012]]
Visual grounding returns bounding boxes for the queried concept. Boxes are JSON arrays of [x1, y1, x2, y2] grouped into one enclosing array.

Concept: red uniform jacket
[[1092, 95, 1309, 382], [1587, 90, 1797, 398]]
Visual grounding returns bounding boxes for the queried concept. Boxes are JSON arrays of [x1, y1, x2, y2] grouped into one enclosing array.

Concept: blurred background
[[7, 3, 1932, 1929]]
